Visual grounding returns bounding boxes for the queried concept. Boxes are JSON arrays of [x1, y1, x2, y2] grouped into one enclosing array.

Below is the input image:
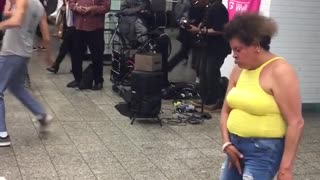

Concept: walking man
[[0, 0, 53, 146]]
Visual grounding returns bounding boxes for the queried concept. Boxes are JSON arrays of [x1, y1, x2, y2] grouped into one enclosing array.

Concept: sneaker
[[195, 77, 200, 83], [204, 103, 221, 111], [0, 135, 11, 147], [35, 114, 53, 131], [67, 80, 79, 88], [91, 83, 103, 91], [32, 47, 39, 51]]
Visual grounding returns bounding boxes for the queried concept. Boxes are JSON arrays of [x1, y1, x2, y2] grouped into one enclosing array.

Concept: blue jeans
[[0, 55, 45, 132], [220, 134, 284, 180]]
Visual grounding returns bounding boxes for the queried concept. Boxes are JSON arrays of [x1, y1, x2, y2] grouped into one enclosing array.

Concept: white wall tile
[[221, 0, 320, 103]]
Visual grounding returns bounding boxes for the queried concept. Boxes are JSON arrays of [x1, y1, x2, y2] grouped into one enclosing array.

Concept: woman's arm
[[220, 65, 243, 174], [271, 61, 304, 180], [220, 65, 242, 144]]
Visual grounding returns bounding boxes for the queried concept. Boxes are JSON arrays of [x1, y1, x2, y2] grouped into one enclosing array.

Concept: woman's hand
[[277, 167, 293, 180], [224, 145, 244, 174]]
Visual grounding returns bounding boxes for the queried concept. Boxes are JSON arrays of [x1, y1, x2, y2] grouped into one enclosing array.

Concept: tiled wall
[[220, 0, 320, 103], [270, 0, 320, 103]]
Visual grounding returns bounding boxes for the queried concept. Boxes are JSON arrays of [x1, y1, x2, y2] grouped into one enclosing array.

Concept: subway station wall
[[221, 0, 320, 103]]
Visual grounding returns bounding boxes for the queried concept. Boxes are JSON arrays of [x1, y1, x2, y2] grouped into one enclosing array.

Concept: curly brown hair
[[224, 13, 278, 51]]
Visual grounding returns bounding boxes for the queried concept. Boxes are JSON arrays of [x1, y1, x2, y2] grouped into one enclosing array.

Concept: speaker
[[131, 71, 163, 96], [129, 71, 163, 116], [130, 94, 162, 115]]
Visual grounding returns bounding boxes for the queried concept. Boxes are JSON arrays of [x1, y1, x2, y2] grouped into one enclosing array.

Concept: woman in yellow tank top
[[219, 13, 304, 180]]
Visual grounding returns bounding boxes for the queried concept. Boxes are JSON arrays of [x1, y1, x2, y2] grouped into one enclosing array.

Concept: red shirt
[[0, 0, 5, 12], [69, 0, 110, 31]]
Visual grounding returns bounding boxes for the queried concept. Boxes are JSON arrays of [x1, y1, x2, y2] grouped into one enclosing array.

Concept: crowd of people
[[0, 0, 305, 179]]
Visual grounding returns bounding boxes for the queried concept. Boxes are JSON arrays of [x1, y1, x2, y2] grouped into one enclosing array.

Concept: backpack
[[162, 82, 200, 100], [79, 64, 94, 90]]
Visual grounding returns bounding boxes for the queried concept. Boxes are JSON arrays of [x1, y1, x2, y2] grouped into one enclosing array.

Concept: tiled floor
[[0, 37, 319, 180]]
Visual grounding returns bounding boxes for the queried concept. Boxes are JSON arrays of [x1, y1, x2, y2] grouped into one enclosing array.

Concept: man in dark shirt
[[68, 0, 110, 90], [188, 0, 230, 110]]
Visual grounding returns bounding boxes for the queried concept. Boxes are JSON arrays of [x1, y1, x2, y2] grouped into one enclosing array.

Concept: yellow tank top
[[226, 57, 287, 138]]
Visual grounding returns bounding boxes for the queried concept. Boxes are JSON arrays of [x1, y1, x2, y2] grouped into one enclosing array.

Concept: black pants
[[71, 29, 105, 84], [167, 44, 191, 72], [155, 31, 170, 87], [167, 28, 194, 71], [55, 27, 75, 66], [199, 51, 226, 105], [191, 47, 202, 77]]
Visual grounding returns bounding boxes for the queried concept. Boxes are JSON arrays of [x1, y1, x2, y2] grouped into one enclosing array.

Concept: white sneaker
[[195, 77, 200, 83], [34, 114, 53, 132]]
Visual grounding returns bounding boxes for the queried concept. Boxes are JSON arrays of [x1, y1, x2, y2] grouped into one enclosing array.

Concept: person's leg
[[87, 29, 104, 90], [55, 28, 73, 65], [197, 48, 208, 105], [135, 18, 148, 43], [205, 53, 225, 107], [9, 56, 52, 133], [240, 138, 284, 180], [191, 47, 202, 82], [66, 27, 75, 56], [0, 56, 16, 134], [8, 58, 46, 116], [167, 44, 190, 72], [47, 37, 70, 73], [191, 47, 207, 106], [68, 30, 86, 87], [25, 65, 32, 88], [156, 33, 171, 87]]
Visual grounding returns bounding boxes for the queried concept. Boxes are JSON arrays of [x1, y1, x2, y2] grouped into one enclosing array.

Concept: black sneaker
[[204, 103, 221, 111], [0, 135, 11, 147], [91, 83, 103, 91], [67, 80, 79, 88]]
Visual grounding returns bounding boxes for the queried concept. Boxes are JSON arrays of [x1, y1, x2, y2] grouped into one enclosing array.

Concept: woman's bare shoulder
[[229, 65, 243, 84], [271, 59, 296, 76]]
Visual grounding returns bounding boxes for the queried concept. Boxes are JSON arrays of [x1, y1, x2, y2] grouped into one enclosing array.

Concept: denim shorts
[[220, 134, 284, 180]]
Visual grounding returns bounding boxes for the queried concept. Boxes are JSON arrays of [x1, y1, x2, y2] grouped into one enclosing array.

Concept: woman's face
[[229, 37, 259, 69]]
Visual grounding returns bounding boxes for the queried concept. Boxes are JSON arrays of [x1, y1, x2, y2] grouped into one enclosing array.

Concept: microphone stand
[[198, 43, 212, 119]]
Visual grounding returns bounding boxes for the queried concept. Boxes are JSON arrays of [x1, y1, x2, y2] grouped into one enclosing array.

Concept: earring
[[256, 48, 261, 53]]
